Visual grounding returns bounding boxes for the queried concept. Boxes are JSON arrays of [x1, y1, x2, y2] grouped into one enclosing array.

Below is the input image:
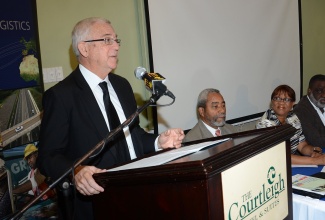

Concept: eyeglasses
[[84, 37, 121, 45], [272, 97, 292, 103]]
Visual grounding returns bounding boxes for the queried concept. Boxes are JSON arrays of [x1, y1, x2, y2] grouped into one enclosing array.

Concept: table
[[292, 165, 325, 220]]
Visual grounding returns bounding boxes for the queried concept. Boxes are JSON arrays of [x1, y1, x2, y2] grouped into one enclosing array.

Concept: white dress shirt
[[79, 64, 137, 159]]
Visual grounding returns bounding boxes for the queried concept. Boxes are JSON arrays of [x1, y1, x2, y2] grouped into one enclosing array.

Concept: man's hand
[[158, 128, 185, 149], [74, 166, 106, 196]]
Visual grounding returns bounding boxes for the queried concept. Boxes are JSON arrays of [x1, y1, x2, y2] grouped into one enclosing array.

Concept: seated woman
[[256, 85, 325, 165]]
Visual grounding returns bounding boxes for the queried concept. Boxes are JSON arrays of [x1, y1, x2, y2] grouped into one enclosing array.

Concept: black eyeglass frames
[[84, 37, 121, 45]]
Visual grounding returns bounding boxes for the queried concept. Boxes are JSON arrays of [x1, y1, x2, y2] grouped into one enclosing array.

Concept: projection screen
[[145, 0, 301, 132]]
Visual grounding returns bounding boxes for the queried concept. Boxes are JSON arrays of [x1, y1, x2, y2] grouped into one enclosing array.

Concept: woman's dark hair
[[271, 85, 296, 102]]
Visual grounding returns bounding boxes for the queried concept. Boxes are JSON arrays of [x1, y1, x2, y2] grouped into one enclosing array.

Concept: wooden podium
[[93, 125, 296, 220]]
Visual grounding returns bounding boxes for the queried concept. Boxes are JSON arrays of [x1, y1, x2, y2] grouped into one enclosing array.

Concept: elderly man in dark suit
[[294, 74, 325, 147], [38, 17, 184, 220]]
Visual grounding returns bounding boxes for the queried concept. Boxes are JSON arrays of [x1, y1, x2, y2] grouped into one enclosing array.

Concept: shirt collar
[[79, 64, 108, 89], [307, 95, 325, 113], [201, 120, 219, 136]]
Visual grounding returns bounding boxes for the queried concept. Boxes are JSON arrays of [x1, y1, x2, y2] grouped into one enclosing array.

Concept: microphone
[[134, 67, 175, 99]]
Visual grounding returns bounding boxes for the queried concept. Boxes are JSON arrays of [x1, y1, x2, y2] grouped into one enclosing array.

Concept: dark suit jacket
[[38, 67, 157, 219], [293, 95, 325, 147]]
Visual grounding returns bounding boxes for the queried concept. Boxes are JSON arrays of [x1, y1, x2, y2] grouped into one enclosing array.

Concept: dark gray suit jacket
[[293, 95, 325, 147], [38, 67, 157, 219]]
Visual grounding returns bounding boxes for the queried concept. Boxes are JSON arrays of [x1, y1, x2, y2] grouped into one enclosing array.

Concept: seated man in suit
[[184, 88, 242, 142], [293, 74, 325, 147]]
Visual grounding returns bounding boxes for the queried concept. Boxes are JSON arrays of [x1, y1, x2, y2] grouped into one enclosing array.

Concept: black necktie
[[320, 108, 325, 114], [98, 81, 131, 162]]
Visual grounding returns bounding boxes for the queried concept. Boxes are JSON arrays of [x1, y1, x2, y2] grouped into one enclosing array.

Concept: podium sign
[[222, 142, 288, 220]]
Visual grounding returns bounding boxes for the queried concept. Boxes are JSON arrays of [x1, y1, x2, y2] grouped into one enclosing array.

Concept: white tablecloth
[[293, 193, 325, 220]]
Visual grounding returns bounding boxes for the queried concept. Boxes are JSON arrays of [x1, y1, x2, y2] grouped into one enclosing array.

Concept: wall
[[36, 0, 153, 128], [36, 0, 325, 129], [301, 0, 325, 94]]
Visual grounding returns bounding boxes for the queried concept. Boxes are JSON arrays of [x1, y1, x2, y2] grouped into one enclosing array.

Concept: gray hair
[[71, 17, 111, 58], [197, 88, 220, 109]]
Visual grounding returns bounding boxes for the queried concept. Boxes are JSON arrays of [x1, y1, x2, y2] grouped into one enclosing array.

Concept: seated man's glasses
[[272, 97, 292, 103], [84, 37, 121, 45]]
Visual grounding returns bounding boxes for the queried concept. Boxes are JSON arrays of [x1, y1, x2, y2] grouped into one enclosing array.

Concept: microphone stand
[[10, 93, 163, 220]]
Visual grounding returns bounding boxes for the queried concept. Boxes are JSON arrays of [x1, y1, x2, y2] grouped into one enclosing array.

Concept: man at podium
[[38, 17, 184, 220]]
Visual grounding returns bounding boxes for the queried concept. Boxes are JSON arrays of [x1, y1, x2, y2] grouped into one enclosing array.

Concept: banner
[[0, 0, 43, 148]]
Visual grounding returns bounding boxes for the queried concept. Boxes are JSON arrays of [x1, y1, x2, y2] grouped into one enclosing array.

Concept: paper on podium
[[108, 138, 230, 172]]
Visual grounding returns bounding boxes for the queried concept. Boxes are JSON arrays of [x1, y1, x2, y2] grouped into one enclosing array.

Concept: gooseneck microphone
[[134, 67, 175, 99]]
